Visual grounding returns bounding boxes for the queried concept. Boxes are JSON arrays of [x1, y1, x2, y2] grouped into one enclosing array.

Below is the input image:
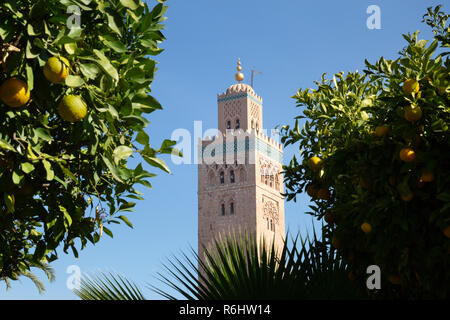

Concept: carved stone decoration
[[223, 101, 242, 120], [263, 199, 279, 225], [259, 155, 280, 176]]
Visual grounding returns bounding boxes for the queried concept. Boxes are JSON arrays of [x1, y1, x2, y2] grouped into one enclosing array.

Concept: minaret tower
[[198, 59, 285, 260]]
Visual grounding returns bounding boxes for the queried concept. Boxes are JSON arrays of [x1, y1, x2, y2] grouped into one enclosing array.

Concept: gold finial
[[235, 58, 244, 82]]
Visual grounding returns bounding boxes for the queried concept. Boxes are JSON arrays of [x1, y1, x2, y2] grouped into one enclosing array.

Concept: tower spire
[[235, 58, 244, 82]]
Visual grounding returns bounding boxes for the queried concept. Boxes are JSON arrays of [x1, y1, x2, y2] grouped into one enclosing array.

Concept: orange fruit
[[443, 226, 450, 239], [0, 78, 30, 108], [388, 176, 396, 186], [306, 184, 319, 198], [399, 147, 416, 163], [308, 156, 322, 171], [420, 171, 434, 182], [324, 212, 334, 224], [418, 179, 425, 189], [400, 191, 414, 202], [388, 274, 403, 285], [57, 95, 87, 122], [331, 236, 343, 250], [402, 79, 420, 95], [361, 222, 372, 234], [375, 125, 389, 137], [404, 105, 422, 122], [317, 188, 331, 200], [43, 56, 70, 83]]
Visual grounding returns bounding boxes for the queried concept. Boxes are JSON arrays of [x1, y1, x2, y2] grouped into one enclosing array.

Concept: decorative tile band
[[201, 136, 282, 164], [217, 93, 262, 106]]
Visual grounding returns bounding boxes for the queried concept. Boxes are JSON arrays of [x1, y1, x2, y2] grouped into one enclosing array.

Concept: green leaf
[[3, 193, 15, 213], [21, 162, 35, 174], [0, 139, 15, 151], [59, 205, 72, 227], [135, 130, 149, 146], [33, 241, 46, 261], [93, 49, 119, 82], [42, 159, 54, 181], [102, 156, 124, 182], [102, 226, 113, 238], [142, 155, 171, 173], [117, 215, 134, 228], [79, 63, 100, 79], [120, 0, 139, 10], [12, 169, 24, 185], [34, 128, 52, 141], [113, 146, 134, 161], [65, 75, 85, 87], [26, 63, 34, 91], [105, 10, 122, 35]]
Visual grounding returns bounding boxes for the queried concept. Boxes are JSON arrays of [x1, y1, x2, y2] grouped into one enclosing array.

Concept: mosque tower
[[197, 59, 285, 261]]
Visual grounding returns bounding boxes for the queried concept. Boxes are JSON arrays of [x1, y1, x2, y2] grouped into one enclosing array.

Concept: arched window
[[230, 170, 235, 183], [235, 119, 240, 129], [275, 174, 280, 190], [226, 120, 231, 130], [230, 202, 234, 215], [220, 171, 224, 184], [208, 171, 215, 186], [221, 203, 225, 216], [251, 120, 254, 129], [239, 168, 246, 182], [270, 175, 274, 187]]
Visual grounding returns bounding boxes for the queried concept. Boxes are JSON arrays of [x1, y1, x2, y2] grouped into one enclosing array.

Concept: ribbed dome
[[226, 83, 255, 95]]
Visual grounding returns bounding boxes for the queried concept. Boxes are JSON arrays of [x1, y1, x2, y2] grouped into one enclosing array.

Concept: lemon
[[43, 56, 70, 84], [308, 156, 322, 171], [420, 171, 434, 182], [399, 147, 416, 163], [0, 78, 30, 108], [57, 95, 87, 122], [402, 79, 419, 95], [375, 125, 389, 137], [317, 188, 330, 200], [361, 222, 372, 234], [324, 212, 335, 224], [404, 105, 422, 122], [400, 191, 414, 202], [331, 236, 343, 250], [306, 184, 319, 198], [444, 226, 450, 239]]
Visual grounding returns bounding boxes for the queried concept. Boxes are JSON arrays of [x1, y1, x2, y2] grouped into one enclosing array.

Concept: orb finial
[[235, 58, 244, 82]]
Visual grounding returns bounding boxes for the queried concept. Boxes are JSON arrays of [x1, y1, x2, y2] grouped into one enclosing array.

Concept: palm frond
[[1, 261, 55, 294], [73, 271, 145, 300], [151, 227, 369, 300]]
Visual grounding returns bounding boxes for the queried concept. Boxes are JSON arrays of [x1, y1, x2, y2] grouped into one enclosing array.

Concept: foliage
[[0, 0, 177, 287], [1, 260, 54, 294], [73, 271, 145, 300], [151, 229, 367, 300], [74, 228, 367, 300], [281, 6, 450, 298]]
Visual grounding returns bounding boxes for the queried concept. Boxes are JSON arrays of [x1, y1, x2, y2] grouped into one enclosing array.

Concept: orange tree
[[281, 6, 450, 298], [0, 0, 177, 285]]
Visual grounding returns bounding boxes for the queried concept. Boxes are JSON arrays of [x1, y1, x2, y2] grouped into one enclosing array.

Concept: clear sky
[[1, 0, 445, 300]]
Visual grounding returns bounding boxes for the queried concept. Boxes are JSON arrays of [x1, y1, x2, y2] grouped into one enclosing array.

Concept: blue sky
[[1, 0, 444, 300]]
